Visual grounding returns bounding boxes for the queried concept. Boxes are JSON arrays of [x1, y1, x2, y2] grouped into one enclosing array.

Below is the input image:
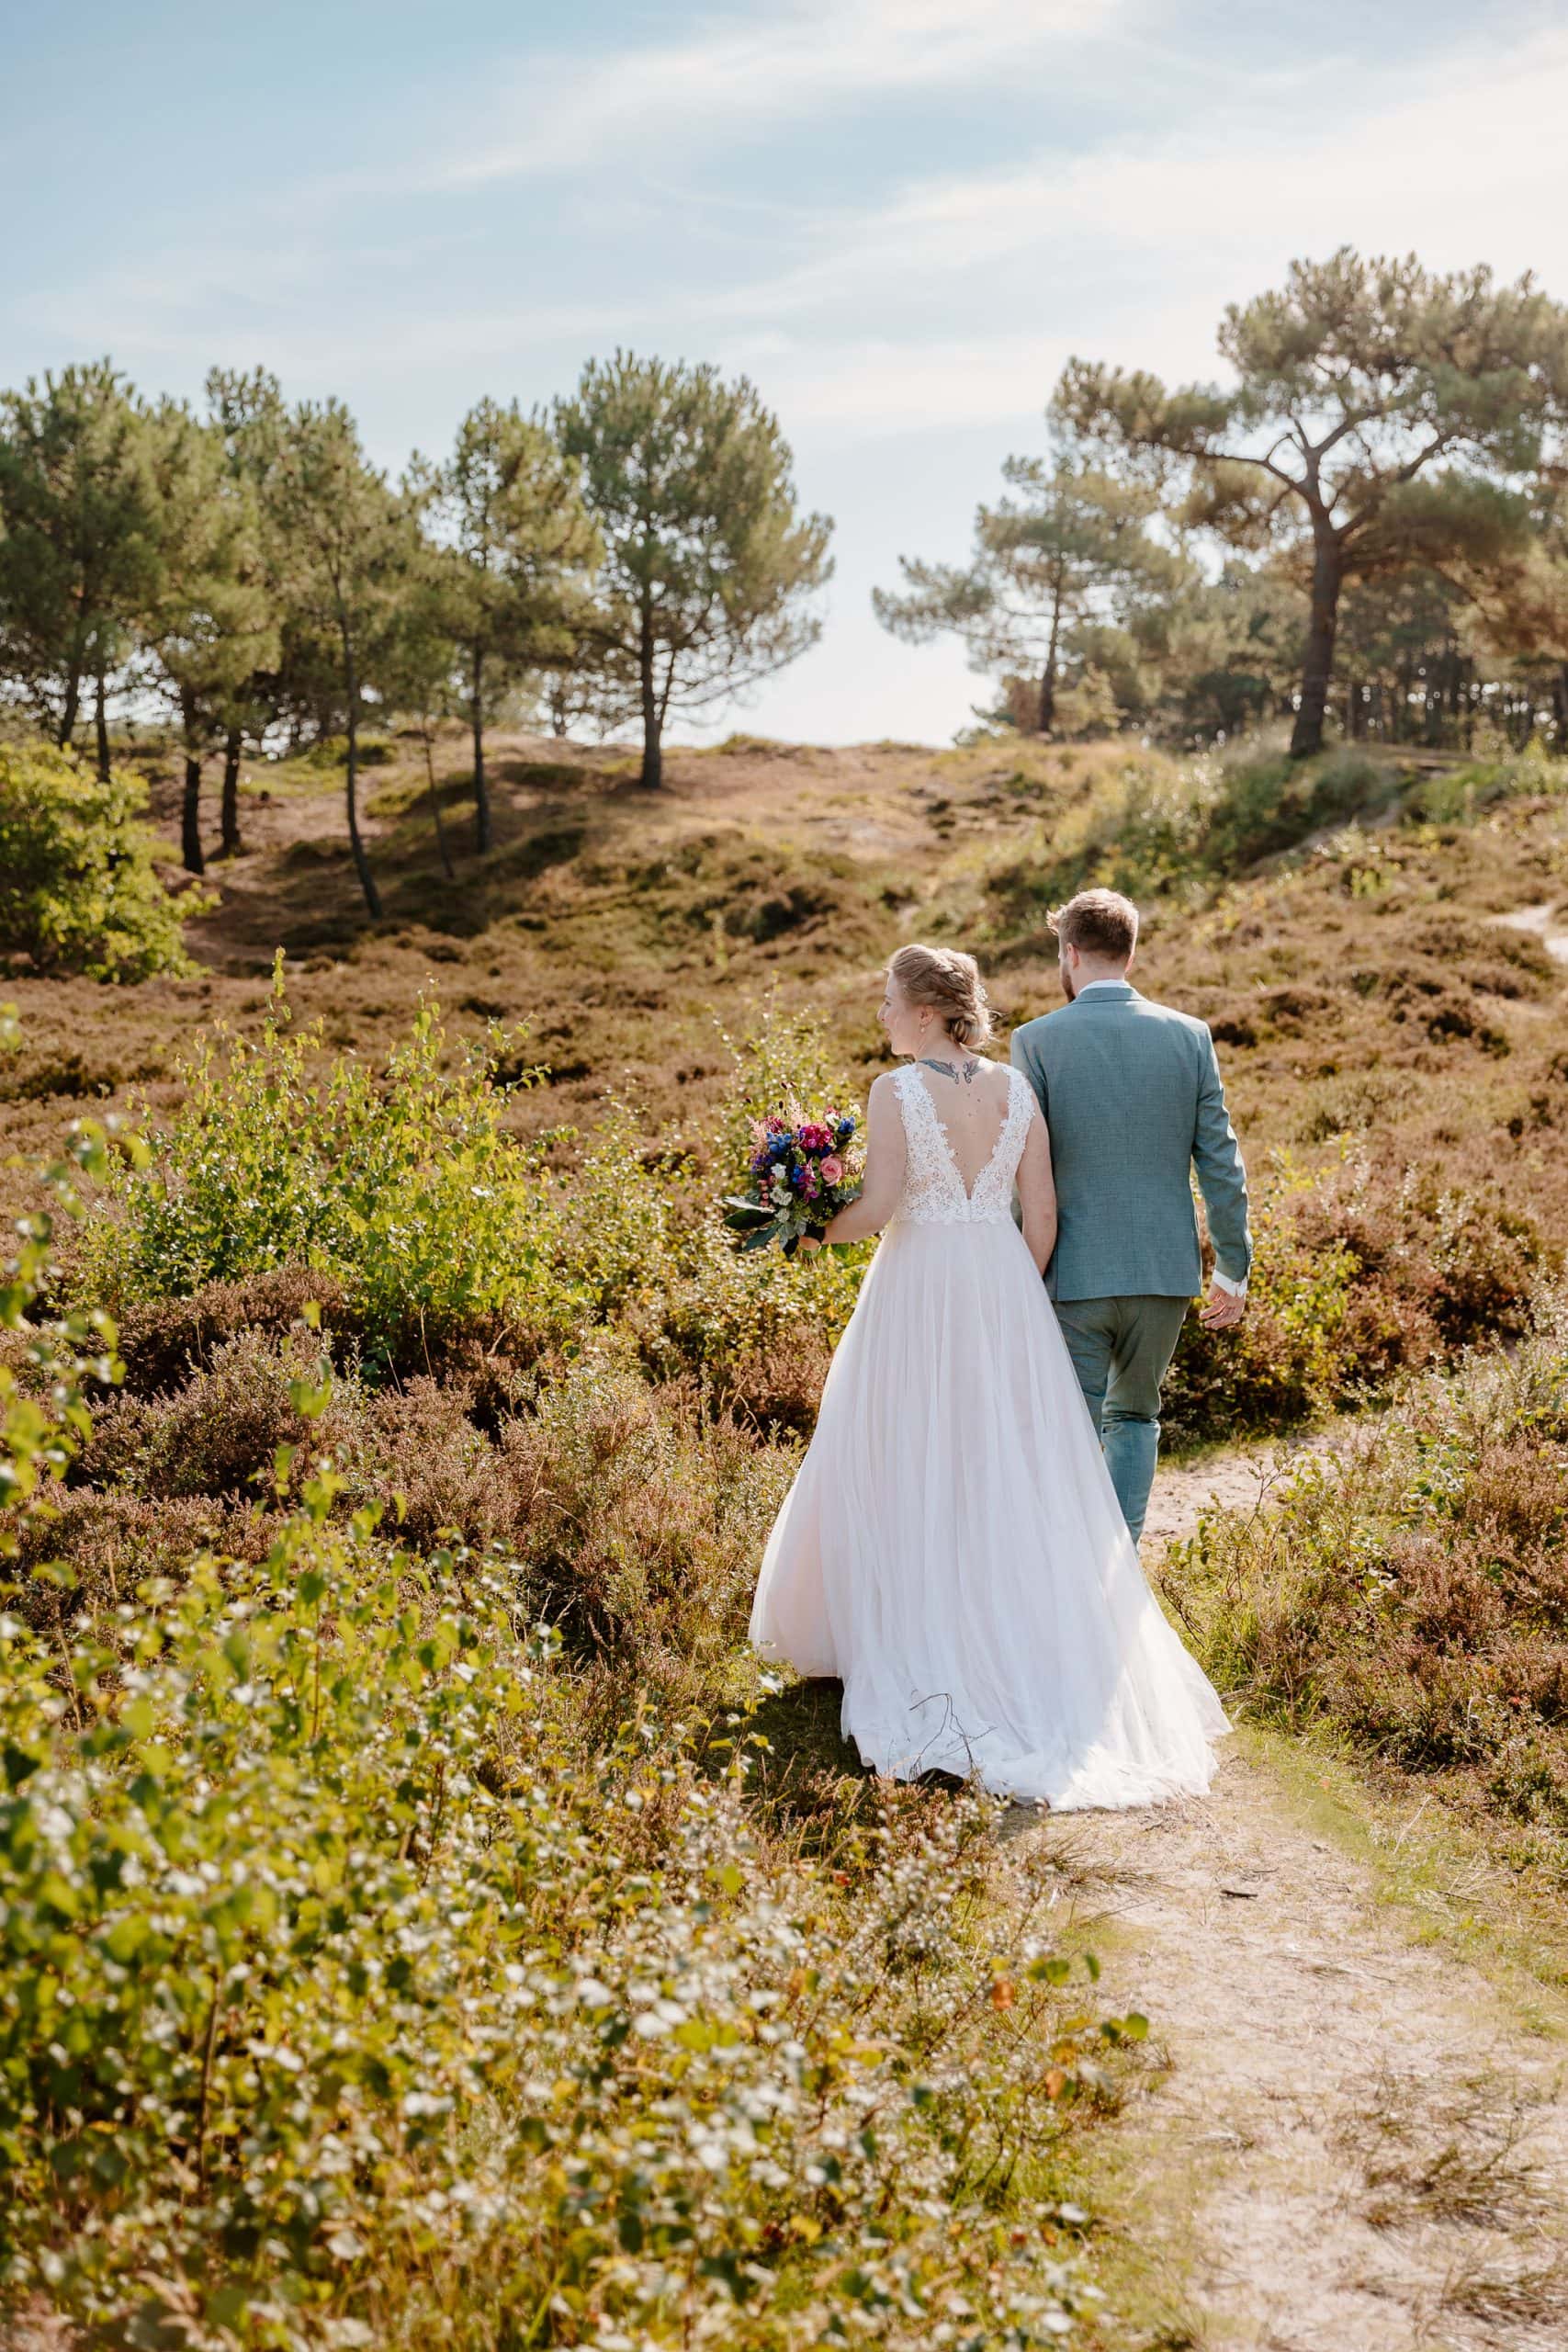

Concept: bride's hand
[[797, 1234, 822, 1254]]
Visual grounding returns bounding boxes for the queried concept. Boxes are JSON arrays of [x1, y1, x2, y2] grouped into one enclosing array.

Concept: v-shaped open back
[[909, 1063, 1011, 1194], [892, 1063, 1033, 1226]]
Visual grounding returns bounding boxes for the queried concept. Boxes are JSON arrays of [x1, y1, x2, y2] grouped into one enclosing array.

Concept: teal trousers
[[1053, 1294, 1190, 1544]]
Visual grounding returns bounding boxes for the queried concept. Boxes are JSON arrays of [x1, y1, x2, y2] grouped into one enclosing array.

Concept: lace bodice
[[891, 1064, 1035, 1226]]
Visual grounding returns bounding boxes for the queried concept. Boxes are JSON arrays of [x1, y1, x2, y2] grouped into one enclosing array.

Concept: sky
[[5, 0, 1568, 745]]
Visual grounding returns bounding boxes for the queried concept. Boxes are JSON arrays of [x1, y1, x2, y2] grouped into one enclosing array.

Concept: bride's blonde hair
[[888, 944, 993, 1050]]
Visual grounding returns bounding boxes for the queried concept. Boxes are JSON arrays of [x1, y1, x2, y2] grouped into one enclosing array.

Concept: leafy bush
[[1159, 1290, 1568, 1866], [1199, 746, 1393, 872], [1164, 1148, 1547, 1448], [81, 974, 587, 1374], [0, 1110, 125, 1543], [1163, 1156, 1358, 1444], [0, 741, 197, 980], [982, 744, 1399, 933], [1411, 738, 1568, 823], [0, 1155, 1147, 2348], [0, 1476, 1134, 2348]]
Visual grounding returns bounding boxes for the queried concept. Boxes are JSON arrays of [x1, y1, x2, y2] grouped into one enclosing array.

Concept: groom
[[1010, 888, 1251, 1545]]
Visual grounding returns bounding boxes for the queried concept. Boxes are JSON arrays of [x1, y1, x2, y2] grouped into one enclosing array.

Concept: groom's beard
[[1060, 966, 1077, 1002]]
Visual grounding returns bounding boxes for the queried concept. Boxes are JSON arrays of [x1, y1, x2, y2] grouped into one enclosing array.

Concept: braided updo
[[887, 944, 994, 1050]]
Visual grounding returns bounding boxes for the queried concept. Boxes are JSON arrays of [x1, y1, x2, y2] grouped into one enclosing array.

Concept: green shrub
[[1199, 745, 1393, 872], [982, 745, 1399, 937], [0, 742, 198, 980], [1, 1112, 125, 1544], [1412, 739, 1568, 823], [0, 1480, 1129, 2348], [1163, 1155, 1358, 1444], [81, 975, 587, 1374]]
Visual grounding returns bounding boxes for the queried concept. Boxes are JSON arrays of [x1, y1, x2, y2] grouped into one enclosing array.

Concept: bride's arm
[[814, 1073, 906, 1245], [1017, 1103, 1058, 1276]]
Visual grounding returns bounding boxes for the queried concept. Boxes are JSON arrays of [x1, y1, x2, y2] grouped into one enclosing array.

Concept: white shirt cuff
[[1212, 1268, 1248, 1299]]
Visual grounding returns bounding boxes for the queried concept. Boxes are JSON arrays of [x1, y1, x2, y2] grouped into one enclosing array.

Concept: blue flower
[[836, 1117, 856, 1145]]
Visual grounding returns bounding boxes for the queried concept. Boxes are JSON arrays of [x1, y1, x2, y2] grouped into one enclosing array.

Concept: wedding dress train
[[750, 1063, 1228, 1809]]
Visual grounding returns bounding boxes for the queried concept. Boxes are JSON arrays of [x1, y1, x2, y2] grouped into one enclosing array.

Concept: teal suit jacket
[[1010, 983, 1252, 1302]]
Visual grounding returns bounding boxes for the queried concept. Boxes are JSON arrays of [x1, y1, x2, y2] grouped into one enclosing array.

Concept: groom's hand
[[1199, 1282, 1246, 1330]]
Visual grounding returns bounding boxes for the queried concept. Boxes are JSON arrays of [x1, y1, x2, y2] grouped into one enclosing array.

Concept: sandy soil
[[1032, 1442, 1568, 2352]]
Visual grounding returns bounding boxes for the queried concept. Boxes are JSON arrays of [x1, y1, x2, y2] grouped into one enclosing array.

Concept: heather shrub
[[493, 1355, 795, 1668], [1294, 1150, 1544, 1355], [1164, 1148, 1549, 1447], [0, 742, 198, 980], [113, 1267, 358, 1397], [7, 1490, 276, 1625], [78, 1327, 355, 1500], [1159, 1291, 1568, 1865]]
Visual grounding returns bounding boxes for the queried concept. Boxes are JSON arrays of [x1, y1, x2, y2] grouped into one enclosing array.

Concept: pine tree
[[1055, 249, 1568, 753], [874, 455, 1182, 734], [414, 400, 598, 852], [557, 354, 831, 788], [0, 361, 159, 755]]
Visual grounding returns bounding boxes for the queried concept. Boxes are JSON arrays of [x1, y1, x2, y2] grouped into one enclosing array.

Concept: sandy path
[[1030, 1439, 1568, 2352]]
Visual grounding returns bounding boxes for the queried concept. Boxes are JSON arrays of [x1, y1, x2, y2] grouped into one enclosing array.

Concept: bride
[[750, 944, 1228, 1810]]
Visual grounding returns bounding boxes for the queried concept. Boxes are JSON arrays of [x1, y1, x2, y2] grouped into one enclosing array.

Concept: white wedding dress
[[750, 1063, 1229, 1809]]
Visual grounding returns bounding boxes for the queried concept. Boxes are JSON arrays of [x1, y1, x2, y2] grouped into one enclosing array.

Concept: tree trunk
[[341, 627, 383, 921], [639, 605, 662, 789], [1037, 581, 1064, 735], [423, 718, 455, 881], [182, 755, 206, 873], [220, 726, 243, 856], [470, 647, 491, 854], [181, 690, 206, 875], [1290, 527, 1344, 758], [94, 667, 111, 781], [1037, 649, 1057, 734], [57, 666, 82, 752]]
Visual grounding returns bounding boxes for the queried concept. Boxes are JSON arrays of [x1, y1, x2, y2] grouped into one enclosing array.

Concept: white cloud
[[437, 0, 1124, 188], [716, 21, 1568, 355]]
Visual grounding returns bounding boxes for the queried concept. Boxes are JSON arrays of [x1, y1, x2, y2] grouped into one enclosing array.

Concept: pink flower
[[820, 1154, 843, 1184]]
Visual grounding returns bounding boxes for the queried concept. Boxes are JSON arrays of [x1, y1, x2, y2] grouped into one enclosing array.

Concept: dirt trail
[[1033, 1440, 1568, 2351]]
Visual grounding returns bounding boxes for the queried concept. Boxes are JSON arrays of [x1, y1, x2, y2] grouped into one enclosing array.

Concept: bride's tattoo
[[918, 1056, 979, 1085]]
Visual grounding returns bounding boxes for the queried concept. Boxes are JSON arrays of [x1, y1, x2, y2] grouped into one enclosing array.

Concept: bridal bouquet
[[724, 1104, 863, 1257]]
